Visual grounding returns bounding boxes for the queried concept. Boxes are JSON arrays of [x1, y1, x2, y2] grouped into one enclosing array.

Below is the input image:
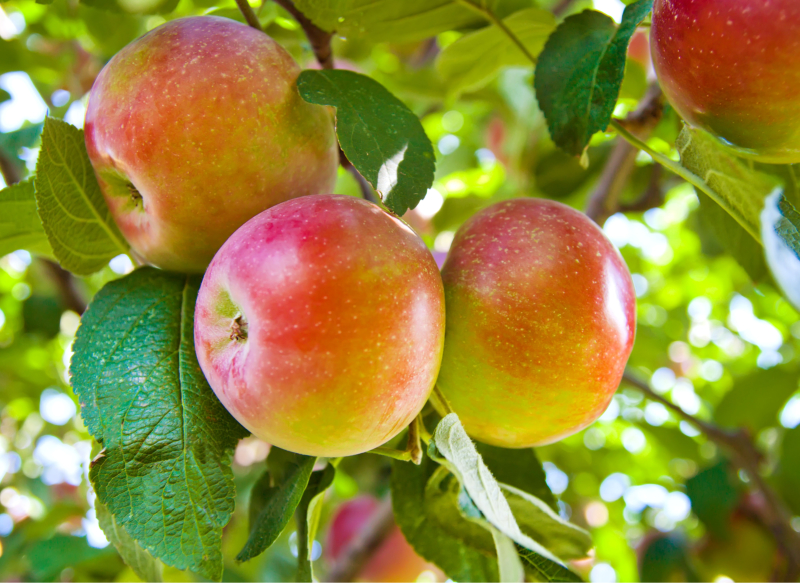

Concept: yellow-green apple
[[194, 195, 445, 457], [435, 198, 636, 447], [325, 496, 443, 582], [651, 0, 800, 163], [84, 16, 339, 272]]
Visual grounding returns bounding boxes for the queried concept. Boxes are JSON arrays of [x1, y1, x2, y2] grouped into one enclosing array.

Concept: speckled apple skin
[[436, 199, 636, 448], [84, 16, 338, 272], [194, 195, 445, 457], [651, 0, 800, 163]]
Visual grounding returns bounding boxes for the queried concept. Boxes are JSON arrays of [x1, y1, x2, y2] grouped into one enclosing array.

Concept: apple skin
[[651, 0, 800, 163], [325, 496, 443, 582], [84, 16, 339, 272], [194, 195, 445, 457], [435, 199, 636, 448]]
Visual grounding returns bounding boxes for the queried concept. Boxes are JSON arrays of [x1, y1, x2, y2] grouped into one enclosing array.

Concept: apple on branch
[[194, 195, 445, 457], [84, 16, 339, 272], [435, 198, 636, 448]]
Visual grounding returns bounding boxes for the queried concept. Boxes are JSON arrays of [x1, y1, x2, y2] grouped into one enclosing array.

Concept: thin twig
[[327, 497, 396, 582], [430, 385, 455, 416], [585, 84, 663, 224], [456, 0, 538, 65], [622, 371, 800, 574], [551, 0, 575, 17], [235, 0, 263, 31], [610, 119, 762, 244], [272, 0, 334, 68]]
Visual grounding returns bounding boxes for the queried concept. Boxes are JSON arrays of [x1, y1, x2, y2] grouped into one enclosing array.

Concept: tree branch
[[585, 84, 663, 225], [272, 0, 333, 69], [327, 497, 396, 582], [622, 371, 800, 575], [235, 0, 263, 31]]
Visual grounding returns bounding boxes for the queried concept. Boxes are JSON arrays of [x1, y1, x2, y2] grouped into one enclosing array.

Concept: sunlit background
[[1, 0, 799, 580]]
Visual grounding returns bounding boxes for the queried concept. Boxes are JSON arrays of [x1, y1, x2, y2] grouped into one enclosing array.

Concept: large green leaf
[[534, 0, 653, 155], [476, 443, 556, 511], [715, 368, 799, 433], [391, 454, 499, 582], [0, 180, 52, 257], [33, 117, 128, 275], [295, 464, 336, 582], [95, 499, 163, 583], [761, 191, 800, 310], [237, 450, 316, 563], [430, 414, 580, 582], [436, 8, 555, 94], [292, 0, 532, 43], [677, 126, 779, 282], [70, 268, 248, 581], [297, 70, 435, 216], [502, 485, 591, 562]]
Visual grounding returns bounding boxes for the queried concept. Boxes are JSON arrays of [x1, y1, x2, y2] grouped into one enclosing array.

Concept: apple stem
[[234, 0, 263, 32], [430, 385, 455, 416], [367, 446, 413, 463]]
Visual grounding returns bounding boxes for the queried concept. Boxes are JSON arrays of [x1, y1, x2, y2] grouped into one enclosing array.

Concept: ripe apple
[[194, 195, 445, 457], [651, 0, 800, 163], [85, 16, 339, 272], [435, 198, 636, 447], [325, 496, 443, 582]]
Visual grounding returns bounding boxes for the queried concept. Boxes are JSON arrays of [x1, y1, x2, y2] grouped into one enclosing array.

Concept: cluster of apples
[[84, 15, 638, 458]]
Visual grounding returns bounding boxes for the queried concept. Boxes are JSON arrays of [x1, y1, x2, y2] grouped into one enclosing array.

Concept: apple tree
[[0, 0, 799, 581]]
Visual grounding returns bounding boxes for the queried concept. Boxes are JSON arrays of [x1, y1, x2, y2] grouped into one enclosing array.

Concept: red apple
[[651, 0, 800, 163], [435, 199, 636, 447], [194, 195, 445, 457], [325, 496, 443, 582], [85, 16, 339, 272]]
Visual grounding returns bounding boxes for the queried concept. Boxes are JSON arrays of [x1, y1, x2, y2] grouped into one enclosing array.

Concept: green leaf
[[80, 0, 180, 14], [677, 126, 779, 281], [502, 485, 591, 562], [295, 464, 336, 582], [436, 8, 555, 94], [0, 89, 10, 103], [715, 368, 799, 432], [534, 0, 653, 155], [95, 499, 164, 583], [33, 117, 128, 275], [297, 70, 435, 216], [516, 544, 582, 583], [238, 451, 316, 563], [430, 414, 579, 581], [291, 0, 533, 43], [391, 454, 499, 582], [778, 427, 800, 515], [476, 443, 556, 511], [685, 461, 741, 539], [26, 535, 118, 581], [492, 529, 526, 583], [0, 180, 52, 257], [70, 268, 247, 581], [761, 191, 800, 310]]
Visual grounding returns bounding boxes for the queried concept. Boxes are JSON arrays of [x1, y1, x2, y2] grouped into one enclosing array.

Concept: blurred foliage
[[0, 0, 798, 581]]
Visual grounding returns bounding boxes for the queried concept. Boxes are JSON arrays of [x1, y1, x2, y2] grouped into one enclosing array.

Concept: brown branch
[[622, 371, 800, 576], [272, 0, 334, 69], [235, 0, 263, 31], [585, 84, 663, 225], [551, 0, 575, 17], [618, 163, 664, 214], [327, 497, 395, 582]]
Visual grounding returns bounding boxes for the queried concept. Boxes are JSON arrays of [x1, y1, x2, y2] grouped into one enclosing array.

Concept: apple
[[84, 16, 339, 272], [325, 496, 443, 582], [193, 195, 445, 457], [651, 0, 800, 163], [435, 198, 636, 448]]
